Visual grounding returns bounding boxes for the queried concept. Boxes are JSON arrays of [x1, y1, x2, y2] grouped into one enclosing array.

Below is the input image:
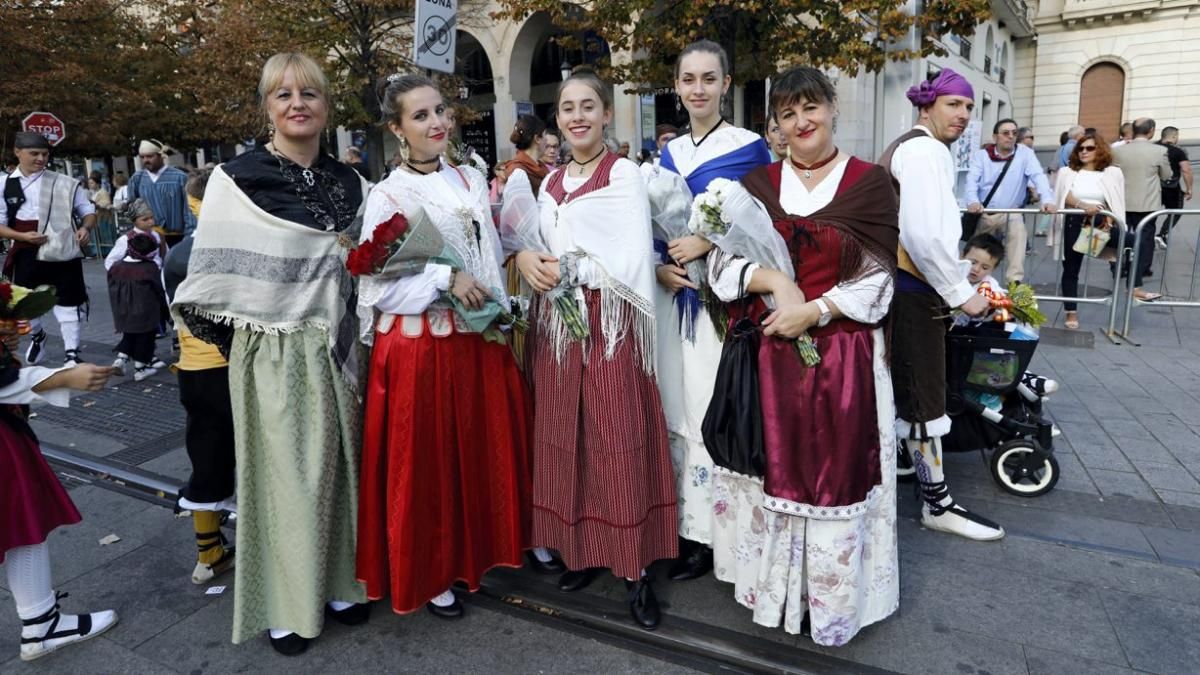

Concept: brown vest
[[877, 128, 934, 282]]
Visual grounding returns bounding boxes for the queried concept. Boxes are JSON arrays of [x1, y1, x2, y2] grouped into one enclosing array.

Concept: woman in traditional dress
[[708, 66, 900, 646], [652, 40, 772, 581], [1, 344, 117, 662], [354, 74, 531, 619], [514, 70, 677, 630], [171, 53, 370, 655]]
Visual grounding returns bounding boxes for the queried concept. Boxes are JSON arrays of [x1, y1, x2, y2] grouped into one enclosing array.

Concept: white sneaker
[[148, 357, 169, 369], [191, 548, 235, 585], [133, 364, 157, 382], [19, 601, 119, 662], [111, 354, 129, 376], [1155, 235, 1168, 250], [25, 330, 47, 365]]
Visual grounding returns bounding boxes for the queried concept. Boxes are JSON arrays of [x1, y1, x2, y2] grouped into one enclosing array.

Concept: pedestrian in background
[[1112, 122, 1133, 148], [343, 146, 371, 182], [964, 118, 1056, 283], [541, 128, 562, 170], [1156, 125, 1192, 247], [107, 228, 168, 382], [127, 139, 195, 245], [1051, 131, 1125, 330], [1113, 117, 1171, 300]]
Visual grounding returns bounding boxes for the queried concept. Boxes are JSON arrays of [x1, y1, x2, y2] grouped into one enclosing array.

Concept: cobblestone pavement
[[4, 222, 1200, 674]]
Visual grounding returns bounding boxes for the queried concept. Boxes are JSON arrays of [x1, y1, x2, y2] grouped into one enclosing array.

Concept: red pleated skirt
[[356, 316, 532, 613], [1, 413, 81, 563], [530, 290, 678, 579]]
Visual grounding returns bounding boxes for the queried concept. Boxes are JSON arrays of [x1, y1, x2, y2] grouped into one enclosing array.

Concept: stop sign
[[21, 112, 66, 147]]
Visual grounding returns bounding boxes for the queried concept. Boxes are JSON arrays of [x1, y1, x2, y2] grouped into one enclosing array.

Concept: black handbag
[[961, 151, 1015, 241], [701, 267, 766, 477]]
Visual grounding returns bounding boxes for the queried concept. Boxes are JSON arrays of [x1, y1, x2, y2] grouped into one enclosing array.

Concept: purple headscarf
[[906, 68, 974, 107]]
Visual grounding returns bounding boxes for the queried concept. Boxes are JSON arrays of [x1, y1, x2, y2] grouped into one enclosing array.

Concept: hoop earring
[[398, 137, 410, 164]]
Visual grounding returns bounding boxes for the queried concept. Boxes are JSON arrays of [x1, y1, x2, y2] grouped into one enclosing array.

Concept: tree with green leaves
[[492, 0, 991, 89]]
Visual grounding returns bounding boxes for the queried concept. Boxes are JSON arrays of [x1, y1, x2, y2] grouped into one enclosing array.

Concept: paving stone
[[1072, 443, 1138, 473], [1139, 525, 1200, 569], [976, 501, 1157, 559], [2, 636, 181, 675], [0, 587, 15, 666], [1087, 468, 1159, 501], [1135, 461, 1200, 493], [1104, 591, 1200, 675], [900, 551, 1126, 663], [1165, 504, 1200, 532], [54, 543, 223, 650], [1107, 435, 1181, 466], [1156, 488, 1200, 509], [805, 613, 1028, 675], [1024, 646, 1137, 674]]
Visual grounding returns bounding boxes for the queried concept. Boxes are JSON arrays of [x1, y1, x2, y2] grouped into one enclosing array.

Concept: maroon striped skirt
[[1, 414, 81, 563], [529, 289, 678, 579]]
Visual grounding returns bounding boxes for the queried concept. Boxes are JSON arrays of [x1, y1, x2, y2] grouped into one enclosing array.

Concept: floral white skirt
[[709, 328, 899, 646]]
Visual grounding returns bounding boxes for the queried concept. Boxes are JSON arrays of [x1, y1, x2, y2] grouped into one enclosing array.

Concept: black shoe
[[425, 596, 464, 620], [558, 568, 601, 592], [525, 550, 566, 575], [268, 631, 311, 656], [667, 541, 713, 581], [324, 602, 371, 626], [625, 577, 661, 630]]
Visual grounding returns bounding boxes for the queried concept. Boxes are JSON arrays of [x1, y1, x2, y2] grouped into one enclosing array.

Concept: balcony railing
[[999, 67, 1007, 85], [959, 37, 972, 60], [984, 56, 993, 77]]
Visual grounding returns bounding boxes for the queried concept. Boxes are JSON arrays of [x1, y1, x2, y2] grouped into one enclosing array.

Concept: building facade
[[1013, 0, 1200, 155]]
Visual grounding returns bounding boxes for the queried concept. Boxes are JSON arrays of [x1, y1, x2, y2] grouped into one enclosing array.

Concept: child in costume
[[107, 227, 168, 381]]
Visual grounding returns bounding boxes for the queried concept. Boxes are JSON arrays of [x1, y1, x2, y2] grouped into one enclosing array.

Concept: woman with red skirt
[[354, 74, 531, 619]]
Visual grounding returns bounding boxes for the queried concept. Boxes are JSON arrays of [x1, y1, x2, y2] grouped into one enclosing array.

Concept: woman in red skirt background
[[515, 70, 678, 631]]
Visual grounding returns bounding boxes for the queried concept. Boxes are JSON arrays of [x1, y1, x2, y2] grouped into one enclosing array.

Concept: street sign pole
[[413, 0, 457, 75]]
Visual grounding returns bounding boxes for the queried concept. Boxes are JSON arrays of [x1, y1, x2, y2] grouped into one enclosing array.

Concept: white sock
[[429, 590, 455, 607], [327, 600, 355, 611], [532, 547, 554, 563], [52, 306, 82, 352], [268, 628, 295, 639], [6, 543, 80, 637]]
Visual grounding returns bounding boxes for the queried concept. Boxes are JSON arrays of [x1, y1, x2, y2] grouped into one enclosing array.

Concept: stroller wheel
[[990, 440, 1059, 497]]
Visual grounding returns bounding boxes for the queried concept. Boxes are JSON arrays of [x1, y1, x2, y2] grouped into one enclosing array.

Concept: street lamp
[[560, 60, 572, 81]]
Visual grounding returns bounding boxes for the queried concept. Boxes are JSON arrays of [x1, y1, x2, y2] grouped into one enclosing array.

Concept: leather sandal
[[1064, 312, 1079, 330]]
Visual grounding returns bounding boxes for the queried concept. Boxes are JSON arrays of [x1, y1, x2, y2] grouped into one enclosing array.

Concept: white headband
[[138, 139, 167, 156]]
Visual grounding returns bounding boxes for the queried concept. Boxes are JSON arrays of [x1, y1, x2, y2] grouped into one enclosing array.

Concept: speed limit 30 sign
[[22, 112, 67, 147]]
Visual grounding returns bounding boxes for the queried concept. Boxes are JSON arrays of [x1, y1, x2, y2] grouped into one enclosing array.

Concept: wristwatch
[[813, 298, 833, 328]]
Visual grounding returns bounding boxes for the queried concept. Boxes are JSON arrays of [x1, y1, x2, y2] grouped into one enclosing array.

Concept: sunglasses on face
[[1079, 145, 1097, 152]]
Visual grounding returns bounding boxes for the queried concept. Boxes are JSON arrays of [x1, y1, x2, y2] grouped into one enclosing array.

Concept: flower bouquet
[[689, 179, 821, 366], [496, 170, 588, 340], [647, 172, 711, 342], [346, 205, 524, 332], [975, 281, 1047, 327], [0, 280, 56, 356]]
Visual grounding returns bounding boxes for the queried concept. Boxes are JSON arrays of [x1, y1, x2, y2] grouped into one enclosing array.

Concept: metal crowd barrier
[[968, 207, 1128, 344], [1117, 208, 1200, 345]]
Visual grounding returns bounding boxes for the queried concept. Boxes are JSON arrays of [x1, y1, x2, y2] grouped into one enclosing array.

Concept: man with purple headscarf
[[877, 68, 1005, 542]]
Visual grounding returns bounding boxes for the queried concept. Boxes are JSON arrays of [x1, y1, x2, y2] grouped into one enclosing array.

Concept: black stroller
[[940, 322, 1059, 497]]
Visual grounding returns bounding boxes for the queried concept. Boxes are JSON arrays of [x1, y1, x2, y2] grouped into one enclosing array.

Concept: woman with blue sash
[[649, 40, 771, 582]]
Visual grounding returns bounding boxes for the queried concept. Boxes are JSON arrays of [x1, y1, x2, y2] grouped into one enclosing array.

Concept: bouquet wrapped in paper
[[347, 203, 523, 332], [690, 178, 820, 366], [646, 171, 710, 341], [497, 170, 588, 340]]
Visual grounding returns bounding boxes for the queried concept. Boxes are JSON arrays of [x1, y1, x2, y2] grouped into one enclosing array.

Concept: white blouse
[[1070, 169, 1106, 206]]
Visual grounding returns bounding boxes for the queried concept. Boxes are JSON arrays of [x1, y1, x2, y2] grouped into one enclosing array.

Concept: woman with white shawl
[[513, 71, 677, 631]]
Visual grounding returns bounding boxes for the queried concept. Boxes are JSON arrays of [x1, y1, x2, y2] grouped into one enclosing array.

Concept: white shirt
[[1070, 169, 1106, 205], [146, 166, 165, 184], [1, 169, 95, 226], [890, 126, 975, 308], [0, 365, 71, 408]]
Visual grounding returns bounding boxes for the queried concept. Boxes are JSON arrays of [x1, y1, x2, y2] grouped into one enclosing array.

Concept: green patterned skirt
[[228, 327, 366, 643]]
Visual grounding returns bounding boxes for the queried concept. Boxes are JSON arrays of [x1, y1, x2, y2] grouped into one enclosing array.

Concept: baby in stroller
[[957, 234, 1059, 406], [940, 234, 1061, 496]]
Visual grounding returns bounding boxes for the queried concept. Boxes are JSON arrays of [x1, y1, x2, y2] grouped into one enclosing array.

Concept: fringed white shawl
[[170, 165, 367, 390], [538, 158, 658, 373]]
